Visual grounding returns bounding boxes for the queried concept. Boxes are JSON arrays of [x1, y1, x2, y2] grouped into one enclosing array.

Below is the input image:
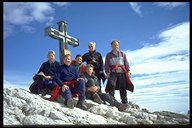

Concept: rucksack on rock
[[29, 82, 39, 94], [29, 75, 45, 94]]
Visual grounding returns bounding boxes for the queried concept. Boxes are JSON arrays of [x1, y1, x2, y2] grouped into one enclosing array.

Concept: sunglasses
[[89, 45, 93, 48]]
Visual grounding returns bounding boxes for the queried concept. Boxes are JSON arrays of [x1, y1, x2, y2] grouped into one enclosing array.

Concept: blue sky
[[4, 2, 189, 114]]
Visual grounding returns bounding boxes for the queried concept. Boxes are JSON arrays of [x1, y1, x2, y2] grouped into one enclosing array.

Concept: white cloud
[[3, 2, 69, 39], [155, 2, 186, 9], [128, 22, 189, 113], [126, 22, 189, 74], [101, 22, 189, 113], [52, 2, 70, 7], [4, 2, 54, 25], [30, 3, 54, 23], [129, 2, 142, 16]]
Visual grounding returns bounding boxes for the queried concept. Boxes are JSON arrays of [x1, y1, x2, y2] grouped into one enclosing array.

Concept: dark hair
[[75, 54, 82, 59], [111, 40, 120, 45]]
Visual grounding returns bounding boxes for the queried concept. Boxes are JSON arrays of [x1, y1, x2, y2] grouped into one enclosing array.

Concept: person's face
[[112, 41, 119, 51], [48, 53, 55, 62], [64, 56, 72, 66], [112, 41, 119, 50], [76, 56, 82, 65], [86, 67, 93, 75], [88, 45, 95, 52]]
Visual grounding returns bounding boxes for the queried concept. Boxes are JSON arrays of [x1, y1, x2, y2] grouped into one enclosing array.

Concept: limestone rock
[[3, 87, 189, 126]]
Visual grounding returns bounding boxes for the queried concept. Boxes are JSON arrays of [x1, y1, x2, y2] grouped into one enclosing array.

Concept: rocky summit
[[3, 87, 190, 126]]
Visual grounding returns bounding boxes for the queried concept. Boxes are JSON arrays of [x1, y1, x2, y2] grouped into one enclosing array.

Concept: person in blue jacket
[[54, 54, 87, 110]]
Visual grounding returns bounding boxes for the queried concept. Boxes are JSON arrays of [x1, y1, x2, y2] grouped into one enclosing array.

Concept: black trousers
[[94, 70, 102, 93], [85, 91, 121, 108], [99, 93, 121, 107], [108, 72, 128, 104]]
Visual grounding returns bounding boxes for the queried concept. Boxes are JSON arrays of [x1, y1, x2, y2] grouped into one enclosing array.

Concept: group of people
[[29, 40, 134, 111]]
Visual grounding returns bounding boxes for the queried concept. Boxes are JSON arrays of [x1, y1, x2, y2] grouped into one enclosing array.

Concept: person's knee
[[85, 92, 92, 99], [86, 79, 95, 87], [77, 80, 85, 89], [77, 79, 84, 84], [61, 89, 72, 98]]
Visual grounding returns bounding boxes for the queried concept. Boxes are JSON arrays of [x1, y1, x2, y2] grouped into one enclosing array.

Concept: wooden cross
[[45, 21, 79, 64]]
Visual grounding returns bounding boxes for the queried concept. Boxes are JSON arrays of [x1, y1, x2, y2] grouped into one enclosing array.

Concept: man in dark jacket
[[82, 42, 106, 93], [29, 50, 60, 96]]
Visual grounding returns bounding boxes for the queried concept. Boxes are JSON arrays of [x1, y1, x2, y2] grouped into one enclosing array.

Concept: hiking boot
[[66, 99, 74, 109], [117, 104, 128, 112], [76, 101, 87, 110], [92, 93, 103, 104], [121, 99, 128, 104], [55, 95, 64, 103]]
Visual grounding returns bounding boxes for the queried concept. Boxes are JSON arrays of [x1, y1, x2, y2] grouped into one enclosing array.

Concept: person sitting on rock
[[50, 54, 87, 110], [81, 64, 128, 112], [70, 54, 86, 98], [29, 50, 60, 96], [71, 54, 86, 77]]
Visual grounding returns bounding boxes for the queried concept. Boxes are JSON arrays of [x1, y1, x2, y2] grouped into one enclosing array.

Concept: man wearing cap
[[105, 40, 134, 104], [29, 50, 60, 96], [82, 42, 106, 93]]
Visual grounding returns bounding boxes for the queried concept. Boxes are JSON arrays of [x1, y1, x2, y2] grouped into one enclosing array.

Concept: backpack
[[29, 75, 45, 94]]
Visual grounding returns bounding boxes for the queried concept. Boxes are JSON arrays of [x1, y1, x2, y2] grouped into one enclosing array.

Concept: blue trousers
[[61, 80, 86, 103]]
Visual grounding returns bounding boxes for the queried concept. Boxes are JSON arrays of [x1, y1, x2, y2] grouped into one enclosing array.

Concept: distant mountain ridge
[[3, 87, 189, 126]]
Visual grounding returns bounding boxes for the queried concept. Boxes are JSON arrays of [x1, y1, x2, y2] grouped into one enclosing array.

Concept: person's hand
[[88, 85, 98, 93], [90, 58, 98, 64], [62, 85, 69, 92], [77, 78, 83, 81], [44, 76, 53, 80], [38, 72, 45, 76], [127, 71, 131, 76]]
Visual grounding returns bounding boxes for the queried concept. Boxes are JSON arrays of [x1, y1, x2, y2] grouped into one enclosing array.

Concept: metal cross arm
[[45, 27, 79, 47], [66, 35, 79, 47], [44, 21, 80, 64], [45, 27, 64, 40]]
